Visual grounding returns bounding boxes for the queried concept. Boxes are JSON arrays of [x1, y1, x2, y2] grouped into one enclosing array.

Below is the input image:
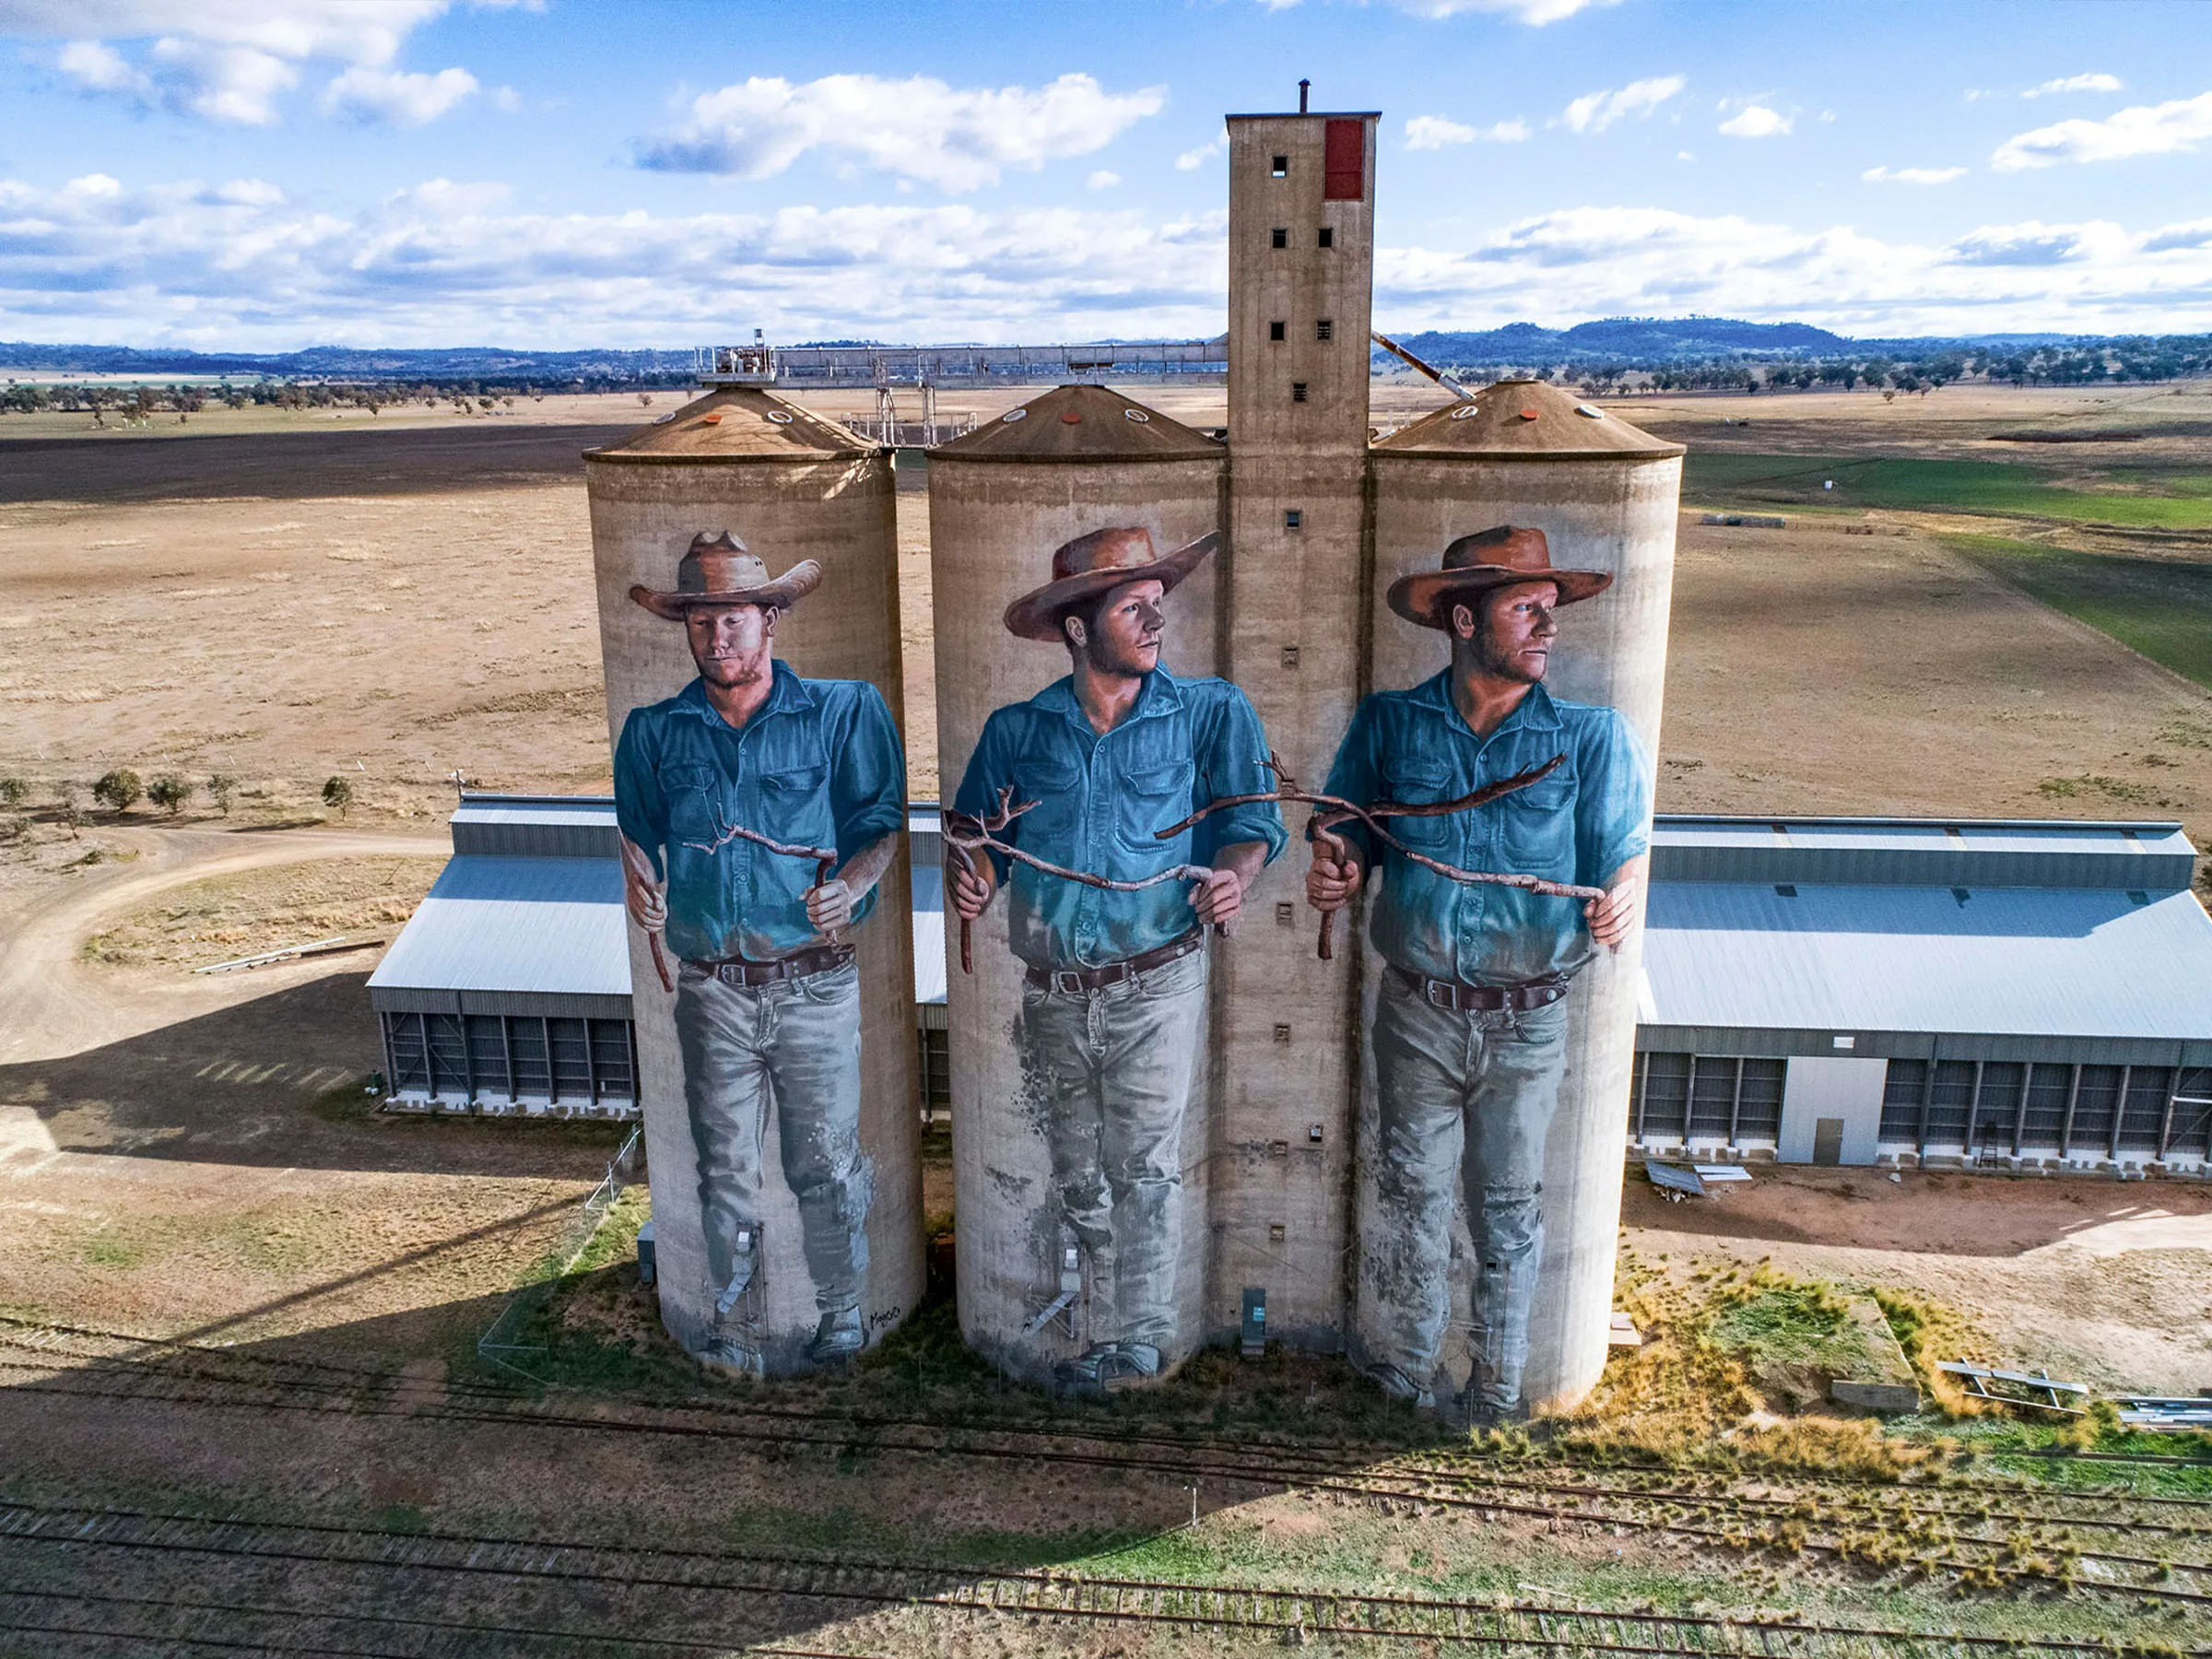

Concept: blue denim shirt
[[614, 664, 907, 963], [1319, 674, 1651, 987], [955, 667, 1287, 971]]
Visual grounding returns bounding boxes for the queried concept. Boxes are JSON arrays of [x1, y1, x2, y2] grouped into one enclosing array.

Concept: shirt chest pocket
[[656, 762, 719, 842], [1013, 747, 1084, 844], [1500, 771, 1575, 870], [755, 738, 834, 843], [1379, 757, 1454, 850], [1116, 756, 1194, 847]]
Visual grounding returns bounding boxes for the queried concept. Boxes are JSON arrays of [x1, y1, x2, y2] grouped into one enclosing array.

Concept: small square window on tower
[[1268, 321, 1286, 342], [1284, 509, 1302, 529], [1315, 319, 1334, 342], [1317, 227, 1335, 249], [1291, 382, 1308, 403], [1271, 154, 1288, 177], [1270, 227, 1288, 249]]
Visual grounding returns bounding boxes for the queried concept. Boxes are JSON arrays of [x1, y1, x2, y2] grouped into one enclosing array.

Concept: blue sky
[[3, 0, 2210, 349]]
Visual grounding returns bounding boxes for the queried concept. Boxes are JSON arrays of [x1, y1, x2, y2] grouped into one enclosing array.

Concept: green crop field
[[1685, 452, 2212, 529], [1946, 532, 2212, 690]]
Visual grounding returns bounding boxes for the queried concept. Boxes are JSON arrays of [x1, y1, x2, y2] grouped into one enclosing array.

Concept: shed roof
[[368, 854, 629, 999], [1651, 815, 2197, 894], [1371, 377, 1683, 461], [930, 383, 1224, 463], [1643, 881, 2212, 1042], [585, 386, 875, 463]]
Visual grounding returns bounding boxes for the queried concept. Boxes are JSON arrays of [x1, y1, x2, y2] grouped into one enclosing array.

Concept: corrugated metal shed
[[451, 794, 620, 860], [368, 854, 629, 1016], [1652, 815, 2196, 893], [910, 806, 947, 1006], [1642, 879, 2212, 1060]]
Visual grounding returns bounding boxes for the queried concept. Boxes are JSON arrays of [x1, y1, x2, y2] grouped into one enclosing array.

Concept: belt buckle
[[1052, 968, 1083, 995], [1425, 978, 1453, 1012]]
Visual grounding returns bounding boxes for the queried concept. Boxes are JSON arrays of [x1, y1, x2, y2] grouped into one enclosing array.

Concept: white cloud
[[2023, 72, 2123, 99], [1086, 170, 1120, 190], [637, 72, 1165, 193], [1993, 89, 2212, 171], [1390, 0, 1625, 22], [1175, 135, 1226, 171], [1562, 76, 1684, 134], [322, 64, 476, 125], [1406, 113, 1527, 148], [17, 1, 506, 125], [1862, 164, 1965, 184], [491, 84, 519, 113], [1718, 104, 1791, 138]]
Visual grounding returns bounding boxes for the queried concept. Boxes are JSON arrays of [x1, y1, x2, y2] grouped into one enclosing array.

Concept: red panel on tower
[[1323, 119, 1365, 201]]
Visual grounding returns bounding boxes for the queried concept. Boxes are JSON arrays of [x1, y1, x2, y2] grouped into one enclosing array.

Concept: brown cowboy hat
[[1386, 525, 1612, 630], [1003, 524, 1219, 642], [629, 531, 823, 622]]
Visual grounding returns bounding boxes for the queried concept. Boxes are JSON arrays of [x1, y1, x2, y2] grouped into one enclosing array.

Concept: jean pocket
[[796, 962, 859, 1005], [1135, 947, 1207, 999]]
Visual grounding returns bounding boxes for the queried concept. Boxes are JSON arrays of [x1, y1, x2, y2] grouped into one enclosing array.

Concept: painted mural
[[613, 531, 907, 1378], [1308, 525, 1653, 1423], [945, 525, 1286, 1394]]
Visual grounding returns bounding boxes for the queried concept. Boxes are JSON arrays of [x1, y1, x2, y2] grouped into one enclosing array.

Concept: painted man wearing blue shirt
[[1307, 526, 1652, 1422], [950, 526, 1285, 1393], [614, 532, 906, 1376]]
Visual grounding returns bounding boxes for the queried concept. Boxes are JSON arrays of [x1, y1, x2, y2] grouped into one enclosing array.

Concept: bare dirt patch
[[81, 854, 444, 971]]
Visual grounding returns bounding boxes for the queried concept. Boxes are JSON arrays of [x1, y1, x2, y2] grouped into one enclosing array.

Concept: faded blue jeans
[[1018, 947, 1207, 1359], [674, 959, 872, 1320], [1361, 972, 1571, 1410]]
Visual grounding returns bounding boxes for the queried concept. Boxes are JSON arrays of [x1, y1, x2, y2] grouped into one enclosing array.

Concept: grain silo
[[925, 383, 1233, 1387], [1359, 376, 1683, 1414], [584, 384, 922, 1375]]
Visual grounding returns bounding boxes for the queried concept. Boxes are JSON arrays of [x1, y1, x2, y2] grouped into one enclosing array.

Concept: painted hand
[[1305, 850, 1363, 913], [618, 835, 667, 933], [947, 856, 994, 922], [806, 877, 855, 935], [1583, 868, 1644, 950], [1190, 867, 1245, 928]]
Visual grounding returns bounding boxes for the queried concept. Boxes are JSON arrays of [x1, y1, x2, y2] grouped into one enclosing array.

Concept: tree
[[147, 773, 193, 816], [0, 776, 25, 808], [92, 769, 143, 813], [322, 775, 356, 818], [206, 774, 236, 816]]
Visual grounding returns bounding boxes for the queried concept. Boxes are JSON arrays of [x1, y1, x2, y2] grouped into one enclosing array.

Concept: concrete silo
[[585, 384, 922, 1374], [926, 383, 1230, 1386], [1360, 377, 1683, 1414]]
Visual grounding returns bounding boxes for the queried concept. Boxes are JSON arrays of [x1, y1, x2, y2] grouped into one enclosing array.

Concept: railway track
[[2, 1500, 2201, 1658], [6, 1317, 2209, 1608]]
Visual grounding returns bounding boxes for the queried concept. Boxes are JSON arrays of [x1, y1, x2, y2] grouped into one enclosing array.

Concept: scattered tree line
[[0, 771, 366, 840], [1, 367, 698, 418]]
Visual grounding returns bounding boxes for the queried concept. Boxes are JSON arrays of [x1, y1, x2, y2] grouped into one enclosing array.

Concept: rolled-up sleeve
[[1575, 710, 1653, 888], [951, 711, 1018, 881], [1193, 686, 1287, 866], [830, 683, 908, 864], [613, 711, 669, 881], [1312, 700, 1381, 868]]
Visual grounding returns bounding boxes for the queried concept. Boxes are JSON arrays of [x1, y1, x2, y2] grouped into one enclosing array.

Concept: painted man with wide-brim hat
[[1306, 524, 1653, 1423], [613, 531, 906, 1377], [950, 524, 1286, 1394]]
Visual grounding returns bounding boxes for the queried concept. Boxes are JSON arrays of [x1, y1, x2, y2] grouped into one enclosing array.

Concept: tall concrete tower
[[1211, 92, 1379, 1347]]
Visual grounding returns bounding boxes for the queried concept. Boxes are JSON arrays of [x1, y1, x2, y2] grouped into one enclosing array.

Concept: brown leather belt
[[685, 943, 854, 987], [1390, 965, 1569, 1014], [1025, 930, 1204, 996]]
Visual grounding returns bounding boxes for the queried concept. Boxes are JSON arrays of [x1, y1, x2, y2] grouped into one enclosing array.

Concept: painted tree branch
[[1158, 751, 1604, 959], [683, 812, 845, 946], [943, 787, 1219, 975]]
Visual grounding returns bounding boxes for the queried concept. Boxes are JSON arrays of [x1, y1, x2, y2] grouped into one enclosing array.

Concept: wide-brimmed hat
[[1386, 525, 1612, 630], [629, 531, 823, 622], [1004, 525, 1219, 642]]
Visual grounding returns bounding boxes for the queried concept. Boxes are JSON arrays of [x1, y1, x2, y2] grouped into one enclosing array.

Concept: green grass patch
[[1944, 533, 2212, 690], [1686, 452, 2212, 529], [1710, 1283, 1853, 1366]]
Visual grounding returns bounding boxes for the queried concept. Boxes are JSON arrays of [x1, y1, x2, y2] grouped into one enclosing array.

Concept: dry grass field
[[6, 381, 2212, 1656]]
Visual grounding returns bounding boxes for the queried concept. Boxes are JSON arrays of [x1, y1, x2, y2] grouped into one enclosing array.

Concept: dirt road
[[0, 823, 447, 1066]]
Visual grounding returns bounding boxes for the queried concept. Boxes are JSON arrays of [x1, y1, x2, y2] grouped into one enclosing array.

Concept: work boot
[[1458, 1389, 1530, 1430], [808, 1306, 865, 1365], [1054, 1342, 1159, 1396], [1361, 1360, 1436, 1413], [698, 1331, 760, 1382]]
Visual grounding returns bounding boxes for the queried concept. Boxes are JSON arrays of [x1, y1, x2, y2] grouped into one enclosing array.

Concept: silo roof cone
[[587, 385, 874, 463], [932, 383, 1224, 463], [1372, 377, 1683, 460]]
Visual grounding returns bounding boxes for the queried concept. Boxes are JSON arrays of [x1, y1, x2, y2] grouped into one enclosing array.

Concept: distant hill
[[1382, 317, 2106, 369]]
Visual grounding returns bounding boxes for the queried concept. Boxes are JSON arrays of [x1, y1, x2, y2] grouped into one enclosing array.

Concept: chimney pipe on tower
[[1299, 78, 1310, 114]]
